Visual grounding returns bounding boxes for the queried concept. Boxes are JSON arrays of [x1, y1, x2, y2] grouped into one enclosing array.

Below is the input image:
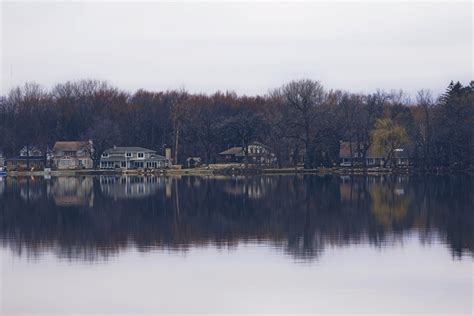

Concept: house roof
[[339, 142, 373, 158], [54, 141, 92, 152], [339, 142, 354, 159], [8, 156, 45, 161], [20, 145, 42, 152], [104, 146, 156, 154], [218, 147, 245, 156], [249, 141, 269, 149], [186, 157, 202, 161], [219, 142, 275, 157]]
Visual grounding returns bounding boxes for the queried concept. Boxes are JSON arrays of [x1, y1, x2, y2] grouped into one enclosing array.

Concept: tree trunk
[[174, 129, 179, 165]]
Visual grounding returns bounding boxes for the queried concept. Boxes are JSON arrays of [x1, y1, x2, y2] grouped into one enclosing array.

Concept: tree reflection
[[369, 180, 411, 228], [0, 175, 471, 261]]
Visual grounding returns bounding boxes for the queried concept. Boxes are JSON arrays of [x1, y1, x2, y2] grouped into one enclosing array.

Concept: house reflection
[[100, 176, 167, 200], [5, 177, 45, 202], [50, 177, 94, 207], [0, 175, 471, 262], [221, 176, 277, 199]]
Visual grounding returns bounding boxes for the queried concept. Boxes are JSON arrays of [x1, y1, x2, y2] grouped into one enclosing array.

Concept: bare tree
[[416, 89, 434, 168], [170, 89, 189, 165], [280, 79, 326, 169]]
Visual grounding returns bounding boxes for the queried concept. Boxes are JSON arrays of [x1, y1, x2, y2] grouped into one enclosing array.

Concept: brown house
[[218, 147, 246, 163], [52, 141, 94, 170], [217, 142, 277, 165], [339, 141, 411, 167]]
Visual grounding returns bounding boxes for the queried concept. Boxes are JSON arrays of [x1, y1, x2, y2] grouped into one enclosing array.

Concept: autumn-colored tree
[[371, 118, 409, 167]]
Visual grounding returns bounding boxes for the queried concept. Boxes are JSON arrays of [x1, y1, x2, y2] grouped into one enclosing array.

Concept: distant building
[[99, 146, 171, 170], [52, 141, 94, 170], [186, 157, 202, 168], [217, 142, 277, 165], [218, 147, 245, 163], [6, 145, 49, 171], [339, 141, 410, 167]]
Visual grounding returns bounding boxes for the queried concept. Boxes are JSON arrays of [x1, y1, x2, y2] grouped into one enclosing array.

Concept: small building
[[217, 142, 277, 165], [52, 141, 94, 170], [186, 157, 202, 168], [339, 141, 411, 167], [99, 146, 171, 170], [218, 147, 245, 163], [6, 145, 49, 171]]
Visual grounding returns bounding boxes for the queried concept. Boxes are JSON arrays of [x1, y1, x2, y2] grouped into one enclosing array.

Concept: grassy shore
[[7, 162, 471, 177], [5, 164, 420, 177]]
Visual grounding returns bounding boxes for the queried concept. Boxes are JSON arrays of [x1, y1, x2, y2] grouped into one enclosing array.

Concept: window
[[121, 161, 126, 168], [126, 152, 132, 158], [147, 162, 157, 168], [60, 159, 73, 167], [138, 152, 144, 158], [102, 152, 109, 158]]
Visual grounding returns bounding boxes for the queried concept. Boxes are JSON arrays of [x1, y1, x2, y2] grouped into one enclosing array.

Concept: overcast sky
[[1, 1, 472, 96]]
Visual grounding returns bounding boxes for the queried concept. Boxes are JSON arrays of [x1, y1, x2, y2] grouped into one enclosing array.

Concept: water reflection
[[100, 175, 168, 200], [0, 175, 472, 261], [52, 177, 94, 207]]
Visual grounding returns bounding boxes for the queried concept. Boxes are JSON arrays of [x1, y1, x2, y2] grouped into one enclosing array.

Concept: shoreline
[[3, 166, 471, 177]]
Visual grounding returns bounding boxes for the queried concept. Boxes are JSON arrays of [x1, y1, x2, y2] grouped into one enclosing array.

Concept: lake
[[0, 174, 472, 314]]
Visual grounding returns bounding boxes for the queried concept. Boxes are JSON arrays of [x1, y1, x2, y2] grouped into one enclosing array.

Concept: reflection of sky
[[1, 236, 471, 314]]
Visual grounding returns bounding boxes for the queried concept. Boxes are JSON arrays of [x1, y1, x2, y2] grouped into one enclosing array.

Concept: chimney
[[114, 145, 117, 149], [165, 148, 172, 162], [89, 139, 94, 154]]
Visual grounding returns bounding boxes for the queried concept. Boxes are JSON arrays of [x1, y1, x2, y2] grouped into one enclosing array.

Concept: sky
[[1, 1, 472, 97]]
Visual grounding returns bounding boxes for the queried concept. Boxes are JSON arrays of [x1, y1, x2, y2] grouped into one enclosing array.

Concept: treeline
[[0, 79, 472, 170]]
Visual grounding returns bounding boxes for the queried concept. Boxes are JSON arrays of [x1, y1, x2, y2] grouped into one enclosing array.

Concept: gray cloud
[[1, 1, 472, 96]]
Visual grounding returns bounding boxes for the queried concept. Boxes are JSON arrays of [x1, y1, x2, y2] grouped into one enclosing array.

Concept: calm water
[[0, 175, 472, 314]]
